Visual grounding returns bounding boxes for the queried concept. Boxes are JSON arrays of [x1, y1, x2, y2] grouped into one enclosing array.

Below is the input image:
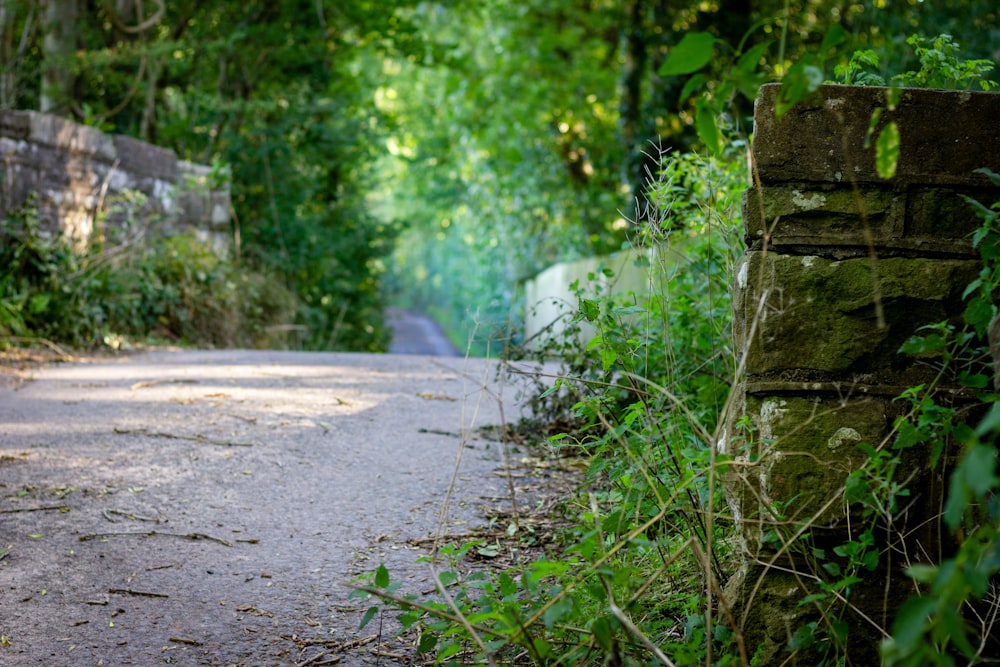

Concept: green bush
[[0, 204, 297, 350]]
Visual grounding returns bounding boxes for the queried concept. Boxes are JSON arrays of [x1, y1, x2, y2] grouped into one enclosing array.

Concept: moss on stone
[[740, 252, 979, 378]]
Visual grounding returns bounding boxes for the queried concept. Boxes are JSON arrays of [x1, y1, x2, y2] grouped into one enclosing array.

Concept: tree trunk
[[1, 0, 37, 110], [619, 0, 647, 217], [40, 0, 77, 115]]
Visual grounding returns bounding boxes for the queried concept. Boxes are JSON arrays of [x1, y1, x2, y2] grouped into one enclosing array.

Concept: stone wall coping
[[1, 110, 117, 163], [753, 83, 1000, 187], [0, 110, 178, 182]]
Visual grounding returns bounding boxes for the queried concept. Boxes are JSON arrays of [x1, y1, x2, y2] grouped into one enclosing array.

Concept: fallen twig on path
[[130, 379, 199, 390], [109, 588, 169, 599], [113, 427, 254, 447], [168, 636, 203, 646], [0, 505, 69, 514], [79, 530, 233, 547], [292, 634, 378, 667], [2, 336, 76, 360], [102, 508, 162, 523]]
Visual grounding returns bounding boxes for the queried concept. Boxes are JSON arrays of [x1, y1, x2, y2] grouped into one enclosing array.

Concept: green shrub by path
[[353, 150, 751, 666], [0, 204, 297, 351], [351, 34, 1000, 664]]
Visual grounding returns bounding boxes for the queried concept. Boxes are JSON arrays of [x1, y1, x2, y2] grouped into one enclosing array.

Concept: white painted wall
[[523, 238, 693, 352]]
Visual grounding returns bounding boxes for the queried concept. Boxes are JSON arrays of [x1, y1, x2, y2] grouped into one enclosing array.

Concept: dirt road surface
[[0, 347, 545, 666]]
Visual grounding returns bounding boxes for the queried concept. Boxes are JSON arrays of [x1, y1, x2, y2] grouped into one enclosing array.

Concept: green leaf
[[940, 605, 976, 657], [438, 641, 463, 661], [975, 402, 1000, 438], [476, 544, 499, 558], [890, 597, 935, 647], [678, 73, 707, 105], [532, 638, 553, 658], [905, 563, 938, 584], [600, 346, 618, 373], [821, 561, 842, 577], [542, 596, 572, 629], [374, 564, 390, 588], [28, 293, 50, 315], [359, 605, 378, 630], [864, 107, 884, 149], [944, 445, 1000, 530], [659, 32, 715, 76], [958, 371, 989, 390], [963, 296, 995, 336], [944, 470, 971, 530], [963, 444, 998, 496], [736, 41, 772, 73], [973, 167, 1000, 186], [875, 121, 900, 179], [900, 332, 946, 355], [892, 419, 922, 450], [695, 102, 721, 154], [591, 615, 615, 650], [498, 572, 517, 598], [820, 24, 847, 52], [579, 298, 599, 322], [417, 632, 437, 653], [962, 194, 997, 222]]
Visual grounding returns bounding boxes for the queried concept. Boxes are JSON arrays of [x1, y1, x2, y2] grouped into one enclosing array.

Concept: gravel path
[[0, 348, 544, 666]]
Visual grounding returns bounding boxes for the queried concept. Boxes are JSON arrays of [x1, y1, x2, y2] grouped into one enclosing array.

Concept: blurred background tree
[[1, 0, 997, 353]]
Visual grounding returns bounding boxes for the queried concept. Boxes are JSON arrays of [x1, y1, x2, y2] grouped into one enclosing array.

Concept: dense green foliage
[[357, 151, 749, 665], [3, 0, 998, 352], [0, 201, 295, 348], [376, 0, 1000, 353], [2, 0, 420, 350]]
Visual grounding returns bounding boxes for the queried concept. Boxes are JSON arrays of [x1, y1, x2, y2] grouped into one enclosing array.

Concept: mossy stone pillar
[[725, 83, 1000, 664]]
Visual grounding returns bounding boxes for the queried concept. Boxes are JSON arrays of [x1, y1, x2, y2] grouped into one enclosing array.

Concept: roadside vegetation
[[352, 30, 1000, 667], [0, 201, 296, 351]]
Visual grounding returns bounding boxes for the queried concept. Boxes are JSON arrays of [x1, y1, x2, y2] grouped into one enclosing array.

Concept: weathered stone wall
[[0, 110, 230, 251], [726, 83, 1000, 663]]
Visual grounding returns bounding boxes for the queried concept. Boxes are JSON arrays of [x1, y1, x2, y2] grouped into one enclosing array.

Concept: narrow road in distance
[[386, 309, 461, 357]]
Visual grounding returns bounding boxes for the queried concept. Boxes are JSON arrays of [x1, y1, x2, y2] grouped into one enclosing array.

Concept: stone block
[[753, 83, 1000, 187], [113, 135, 178, 182], [744, 185, 984, 256], [725, 559, 909, 666], [743, 185, 903, 252], [24, 110, 117, 162], [734, 252, 979, 382], [746, 394, 888, 528], [176, 160, 232, 230], [905, 187, 996, 246], [0, 110, 30, 140]]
